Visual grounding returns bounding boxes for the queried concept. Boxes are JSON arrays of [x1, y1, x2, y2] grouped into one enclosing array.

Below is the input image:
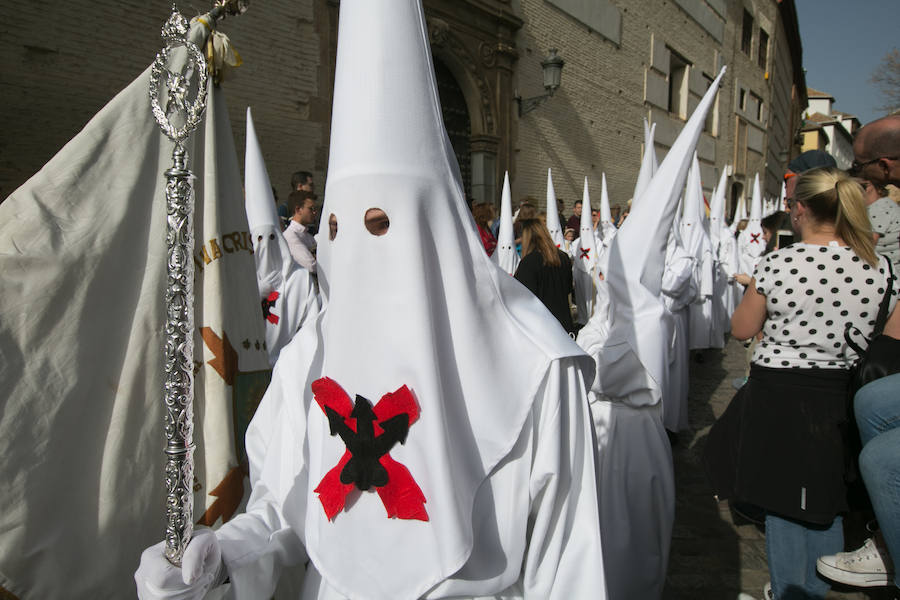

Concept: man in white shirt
[[284, 189, 318, 274]]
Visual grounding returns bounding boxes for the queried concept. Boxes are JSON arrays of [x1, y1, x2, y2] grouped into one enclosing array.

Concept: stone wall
[[0, 0, 336, 203]]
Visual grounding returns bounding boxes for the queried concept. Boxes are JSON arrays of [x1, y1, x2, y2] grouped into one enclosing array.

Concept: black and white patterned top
[[867, 197, 900, 270], [752, 242, 898, 369]]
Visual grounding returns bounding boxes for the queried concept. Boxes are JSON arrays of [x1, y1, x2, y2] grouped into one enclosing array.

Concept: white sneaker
[[763, 581, 773, 599], [816, 537, 895, 587]]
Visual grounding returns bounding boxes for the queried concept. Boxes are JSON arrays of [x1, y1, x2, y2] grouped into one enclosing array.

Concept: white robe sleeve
[[522, 358, 607, 599], [213, 341, 312, 599]]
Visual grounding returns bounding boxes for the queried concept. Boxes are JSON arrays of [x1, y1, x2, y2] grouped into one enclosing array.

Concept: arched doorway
[[433, 57, 472, 203]]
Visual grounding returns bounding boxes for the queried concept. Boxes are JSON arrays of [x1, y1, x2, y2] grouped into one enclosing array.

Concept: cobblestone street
[[664, 337, 898, 600]]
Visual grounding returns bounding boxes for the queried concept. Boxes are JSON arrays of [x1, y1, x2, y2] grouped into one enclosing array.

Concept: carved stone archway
[[425, 1, 521, 207]]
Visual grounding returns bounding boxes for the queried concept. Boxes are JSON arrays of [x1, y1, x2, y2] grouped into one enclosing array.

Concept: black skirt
[[703, 364, 851, 525]]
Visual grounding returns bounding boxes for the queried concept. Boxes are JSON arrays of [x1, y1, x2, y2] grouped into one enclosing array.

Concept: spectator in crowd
[[783, 150, 837, 204], [272, 185, 290, 231], [761, 211, 792, 255], [471, 202, 496, 256], [284, 190, 318, 274], [565, 199, 582, 232], [291, 170, 314, 193], [706, 167, 897, 600], [816, 114, 900, 592], [563, 227, 576, 252], [514, 218, 575, 335], [860, 178, 900, 271], [610, 204, 622, 227], [851, 115, 900, 188], [291, 171, 318, 234], [514, 200, 536, 252]]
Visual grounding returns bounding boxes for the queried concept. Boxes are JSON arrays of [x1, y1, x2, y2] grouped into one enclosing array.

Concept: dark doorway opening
[[433, 57, 472, 201]]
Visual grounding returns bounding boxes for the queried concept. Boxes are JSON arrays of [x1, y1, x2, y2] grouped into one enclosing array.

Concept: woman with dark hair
[[705, 167, 898, 599], [472, 202, 497, 256], [761, 210, 793, 254], [514, 218, 575, 335]]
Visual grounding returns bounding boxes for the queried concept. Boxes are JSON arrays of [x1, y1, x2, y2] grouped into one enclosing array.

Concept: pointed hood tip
[[244, 107, 280, 233], [326, 0, 456, 190]]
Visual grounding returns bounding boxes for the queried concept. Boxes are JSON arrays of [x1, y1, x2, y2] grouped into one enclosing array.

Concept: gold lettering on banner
[[230, 232, 245, 252], [193, 231, 253, 271], [209, 238, 223, 260]]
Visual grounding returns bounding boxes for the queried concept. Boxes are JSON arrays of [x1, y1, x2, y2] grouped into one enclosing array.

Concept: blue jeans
[[766, 513, 843, 599], [855, 373, 900, 587]]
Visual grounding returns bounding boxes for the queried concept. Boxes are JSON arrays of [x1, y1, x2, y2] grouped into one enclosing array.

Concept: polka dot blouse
[[752, 242, 898, 369]]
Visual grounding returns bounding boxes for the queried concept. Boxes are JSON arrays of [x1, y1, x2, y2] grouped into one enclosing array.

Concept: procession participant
[[135, 1, 607, 599], [681, 153, 715, 351], [598, 173, 617, 244], [660, 225, 697, 434], [708, 167, 735, 347], [577, 67, 725, 599], [737, 174, 766, 279], [493, 171, 519, 275], [245, 108, 319, 366], [572, 177, 598, 326], [545, 168, 565, 249]]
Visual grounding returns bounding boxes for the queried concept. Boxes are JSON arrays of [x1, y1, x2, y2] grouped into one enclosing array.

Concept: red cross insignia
[[261, 291, 280, 325], [312, 377, 428, 522], [750, 232, 761, 244], [580, 248, 591, 259]]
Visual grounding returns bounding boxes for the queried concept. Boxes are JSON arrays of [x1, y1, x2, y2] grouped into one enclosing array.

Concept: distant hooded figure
[[244, 108, 320, 366], [572, 177, 599, 325], [136, 1, 607, 599]]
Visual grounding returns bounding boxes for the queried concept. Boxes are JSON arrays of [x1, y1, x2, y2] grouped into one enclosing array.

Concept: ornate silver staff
[[149, 5, 209, 566], [150, 0, 250, 567]]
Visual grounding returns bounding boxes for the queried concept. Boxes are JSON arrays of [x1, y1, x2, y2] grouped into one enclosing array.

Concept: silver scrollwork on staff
[[149, 5, 209, 567]]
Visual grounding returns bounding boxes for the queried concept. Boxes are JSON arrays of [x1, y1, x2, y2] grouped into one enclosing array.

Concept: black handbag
[[842, 260, 900, 505], [844, 259, 900, 399]]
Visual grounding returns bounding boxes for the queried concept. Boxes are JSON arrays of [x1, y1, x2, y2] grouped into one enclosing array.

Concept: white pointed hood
[[680, 152, 705, 254], [494, 171, 520, 275], [597, 67, 725, 401], [277, 2, 591, 598], [245, 107, 297, 289], [599, 172, 616, 240], [708, 166, 729, 248], [738, 172, 765, 274], [545, 168, 564, 248], [245, 107, 318, 366], [632, 119, 658, 207], [575, 176, 598, 266]]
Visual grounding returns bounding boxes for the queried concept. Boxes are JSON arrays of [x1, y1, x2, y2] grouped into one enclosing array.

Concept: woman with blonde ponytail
[[705, 167, 899, 599]]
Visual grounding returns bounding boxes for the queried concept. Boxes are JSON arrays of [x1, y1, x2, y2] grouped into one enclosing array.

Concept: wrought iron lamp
[[515, 48, 565, 117]]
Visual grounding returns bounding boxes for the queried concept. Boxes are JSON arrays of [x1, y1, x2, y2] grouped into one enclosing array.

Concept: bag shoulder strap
[[873, 258, 895, 337]]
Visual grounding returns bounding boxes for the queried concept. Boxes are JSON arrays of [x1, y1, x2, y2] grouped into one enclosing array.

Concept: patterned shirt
[[752, 242, 897, 369]]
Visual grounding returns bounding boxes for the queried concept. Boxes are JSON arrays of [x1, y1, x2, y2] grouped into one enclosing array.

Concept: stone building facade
[[2, 0, 805, 221]]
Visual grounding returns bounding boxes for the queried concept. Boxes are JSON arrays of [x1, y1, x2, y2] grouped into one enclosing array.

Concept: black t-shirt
[[515, 249, 575, 334]]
